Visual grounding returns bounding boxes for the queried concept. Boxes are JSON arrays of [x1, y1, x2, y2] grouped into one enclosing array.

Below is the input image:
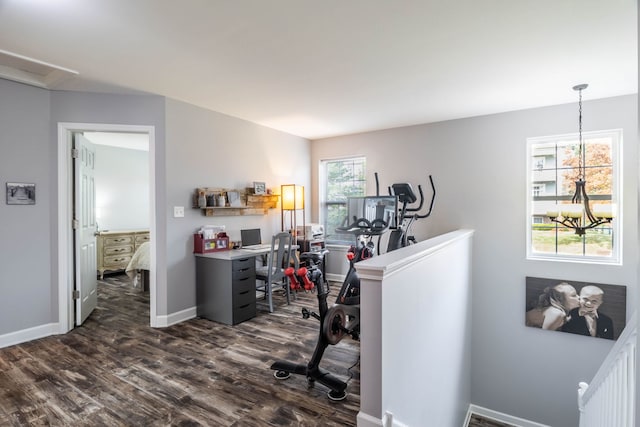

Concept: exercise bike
[[270, 173, 435, 401], [270, 217, 389, 401]]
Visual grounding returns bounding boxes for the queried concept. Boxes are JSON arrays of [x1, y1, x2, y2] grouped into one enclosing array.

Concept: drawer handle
[[238, 277, 249, 282], [239, 290, 249, 295], [238, 267, 250, 272], [238, 303, 251, 309], [238, 258, 250, 262]]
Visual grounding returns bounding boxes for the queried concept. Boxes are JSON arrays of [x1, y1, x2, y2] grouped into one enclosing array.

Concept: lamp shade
[[281, 184, 304, 210]]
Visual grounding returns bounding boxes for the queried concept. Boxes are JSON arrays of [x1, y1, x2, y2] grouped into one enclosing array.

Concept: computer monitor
[[240, 228, 262, 246]]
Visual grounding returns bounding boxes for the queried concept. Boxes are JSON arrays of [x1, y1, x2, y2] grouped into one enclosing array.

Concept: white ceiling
[[0, 0, 636, 140]]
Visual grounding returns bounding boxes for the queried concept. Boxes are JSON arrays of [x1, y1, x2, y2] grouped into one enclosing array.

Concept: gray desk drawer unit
[[196, 255, 256, 325]]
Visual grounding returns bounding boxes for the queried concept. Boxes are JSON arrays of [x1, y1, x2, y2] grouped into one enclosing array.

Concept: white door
[[74, 133, 98, 325]]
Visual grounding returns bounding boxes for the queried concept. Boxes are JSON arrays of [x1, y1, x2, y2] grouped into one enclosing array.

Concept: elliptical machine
[[386, 175, 436, 252]]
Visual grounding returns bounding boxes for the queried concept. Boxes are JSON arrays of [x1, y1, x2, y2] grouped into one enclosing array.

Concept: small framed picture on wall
[[6, 182, 36, 205]]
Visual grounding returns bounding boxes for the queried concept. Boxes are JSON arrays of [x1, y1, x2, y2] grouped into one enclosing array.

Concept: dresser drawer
[[104, 236, 134, 246], [135, 234, 150, 244], [104, 245, 133, 256], [104, 255, 132, 267]]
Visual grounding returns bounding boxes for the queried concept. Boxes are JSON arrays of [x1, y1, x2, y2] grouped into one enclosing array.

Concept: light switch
[[174, 206, 184, 218]]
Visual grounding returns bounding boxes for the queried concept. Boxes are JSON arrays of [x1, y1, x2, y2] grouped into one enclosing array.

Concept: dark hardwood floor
[[0, 274, 360, 426], [1, 274, 515, 426]]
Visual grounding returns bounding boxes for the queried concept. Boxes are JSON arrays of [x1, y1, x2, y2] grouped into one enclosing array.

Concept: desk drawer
[[232, 257, 254, 271], [232, 267, 255, 282], [232, 302, 256, 325], [232, 274, 255, 294], [233, 285, 255, 308]]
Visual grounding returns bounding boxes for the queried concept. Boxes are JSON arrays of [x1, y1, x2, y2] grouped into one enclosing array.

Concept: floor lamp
[[281, 184, 305, 238]]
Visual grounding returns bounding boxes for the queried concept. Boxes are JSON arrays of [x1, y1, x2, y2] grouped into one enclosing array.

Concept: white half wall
[[357, 229, 474, 426]]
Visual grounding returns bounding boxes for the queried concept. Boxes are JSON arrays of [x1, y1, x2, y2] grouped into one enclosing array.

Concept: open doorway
[[57, 123, 157, 333]]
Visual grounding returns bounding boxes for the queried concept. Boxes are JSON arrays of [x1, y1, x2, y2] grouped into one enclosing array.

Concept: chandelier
[[546, 84, 614, 235]]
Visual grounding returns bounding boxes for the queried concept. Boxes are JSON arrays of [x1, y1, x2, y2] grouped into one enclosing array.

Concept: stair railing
[[578, 311, 636, 427]]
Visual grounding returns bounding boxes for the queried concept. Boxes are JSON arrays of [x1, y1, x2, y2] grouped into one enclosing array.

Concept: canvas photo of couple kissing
[[525, 277, 626, 341]]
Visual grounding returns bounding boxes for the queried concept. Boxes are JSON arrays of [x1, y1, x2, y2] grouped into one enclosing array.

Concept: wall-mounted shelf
[[193, 187, 279, 217]]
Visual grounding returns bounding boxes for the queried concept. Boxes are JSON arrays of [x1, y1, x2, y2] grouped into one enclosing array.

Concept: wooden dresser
[[96, 229, 150, 279]]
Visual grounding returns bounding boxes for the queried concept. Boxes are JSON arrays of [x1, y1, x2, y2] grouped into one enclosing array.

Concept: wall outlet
[[173, 206, 184, 218]]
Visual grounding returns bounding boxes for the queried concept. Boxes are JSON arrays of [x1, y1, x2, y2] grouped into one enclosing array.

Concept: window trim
[[526, 129, 622, 265], [319, 156, 366, 245]]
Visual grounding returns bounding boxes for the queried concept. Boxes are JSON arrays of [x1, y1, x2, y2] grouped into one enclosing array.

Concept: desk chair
[[256, 232, 292, 313]]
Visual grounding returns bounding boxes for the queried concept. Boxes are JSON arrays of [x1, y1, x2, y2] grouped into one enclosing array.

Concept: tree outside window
[[321, 157, 366, 243], [527, 130, 620, 263]]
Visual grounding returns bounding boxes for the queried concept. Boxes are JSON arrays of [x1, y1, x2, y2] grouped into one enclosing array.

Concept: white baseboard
[[357, 411, 383, 427], [155, 306, 197, 327], [0, 323, 59, 349], [467, 404, 551, 427]]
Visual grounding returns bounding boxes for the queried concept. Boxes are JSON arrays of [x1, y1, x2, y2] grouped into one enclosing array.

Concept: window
[[527, 130, 621, 263], [532, 183, 545, 197], [320, 157, 366, 244]]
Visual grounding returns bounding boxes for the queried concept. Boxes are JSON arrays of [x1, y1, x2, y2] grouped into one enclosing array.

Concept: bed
[[125, 241, 150, 291]]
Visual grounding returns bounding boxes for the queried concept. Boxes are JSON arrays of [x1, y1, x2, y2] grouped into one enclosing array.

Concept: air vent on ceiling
[[0, 49, 78, 89]]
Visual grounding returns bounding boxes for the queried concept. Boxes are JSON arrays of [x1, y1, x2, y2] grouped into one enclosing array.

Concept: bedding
[[126, 241, 150, 290]]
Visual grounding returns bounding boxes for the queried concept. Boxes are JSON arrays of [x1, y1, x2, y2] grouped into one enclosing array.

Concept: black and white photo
[[525, 276, 626, 340], [253, 181, 266, 195], [6, 182, 36, 205]]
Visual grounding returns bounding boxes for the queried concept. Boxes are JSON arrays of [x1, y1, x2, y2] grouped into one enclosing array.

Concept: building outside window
[[320, 157, 366, 244], [527, 129, 621, 263]]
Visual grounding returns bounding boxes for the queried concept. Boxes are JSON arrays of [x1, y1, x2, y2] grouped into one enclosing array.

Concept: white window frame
[[526, 129, 622, 264], [319, 156, 366, 244]]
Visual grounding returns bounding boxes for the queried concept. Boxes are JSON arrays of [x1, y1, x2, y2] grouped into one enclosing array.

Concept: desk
[[195, 246, 298, 325]]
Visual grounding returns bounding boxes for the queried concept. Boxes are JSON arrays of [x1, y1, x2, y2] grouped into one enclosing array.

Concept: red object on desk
[[193, 233, 230, 253]]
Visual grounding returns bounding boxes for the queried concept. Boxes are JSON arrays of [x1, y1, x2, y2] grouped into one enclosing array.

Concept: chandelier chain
[[577, 87, 584, 180]]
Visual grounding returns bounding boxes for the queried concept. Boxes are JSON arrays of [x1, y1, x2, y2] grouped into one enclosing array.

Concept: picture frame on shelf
[[253, 181, 266, 195], [227, 190, 242, 207]]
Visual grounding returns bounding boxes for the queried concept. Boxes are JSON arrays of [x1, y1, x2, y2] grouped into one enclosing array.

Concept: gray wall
[[0, 79, 52, 334], [0, 78, 311, 332], [311, 94, 638, 427], [49, 90, 167, 317], [94, 144, 150, 231], [164, 98, 310, 314]]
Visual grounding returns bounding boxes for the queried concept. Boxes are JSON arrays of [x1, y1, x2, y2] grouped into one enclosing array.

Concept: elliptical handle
[[414, 175, 436, 219]]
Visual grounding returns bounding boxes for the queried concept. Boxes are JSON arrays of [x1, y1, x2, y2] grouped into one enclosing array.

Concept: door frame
[[57, 122, 157, 332]]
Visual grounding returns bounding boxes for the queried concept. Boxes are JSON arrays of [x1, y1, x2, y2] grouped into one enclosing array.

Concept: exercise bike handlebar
[[335, 217, 389, 236]]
